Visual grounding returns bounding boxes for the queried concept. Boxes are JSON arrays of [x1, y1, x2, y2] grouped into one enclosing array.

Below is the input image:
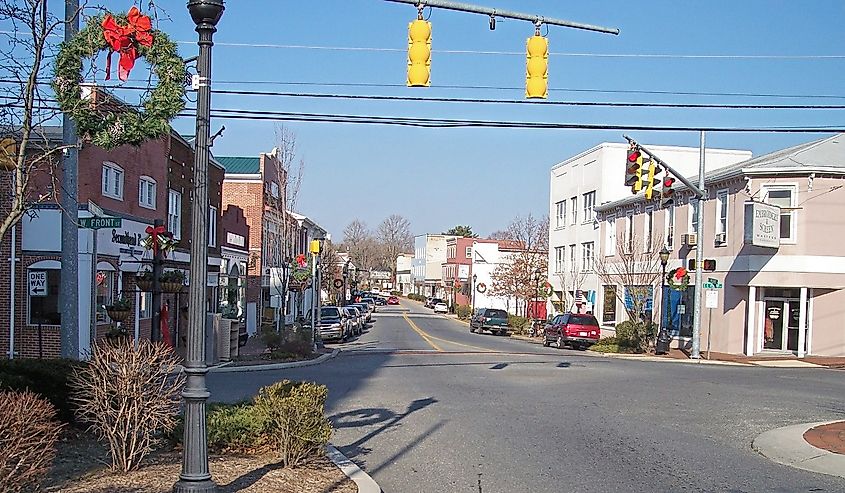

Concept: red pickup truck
[[543, 313, 601, 350]]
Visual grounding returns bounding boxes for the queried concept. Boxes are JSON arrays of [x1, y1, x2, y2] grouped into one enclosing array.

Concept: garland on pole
[[52, 7, 186, 149], [141, 225, 177, 258], [667, 267, 690, 291]]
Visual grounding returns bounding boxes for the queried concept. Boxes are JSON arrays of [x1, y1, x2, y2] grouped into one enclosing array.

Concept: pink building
[[595, 134, 845, 357]]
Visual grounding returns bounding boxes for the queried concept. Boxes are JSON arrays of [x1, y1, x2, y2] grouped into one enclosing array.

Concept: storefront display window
[[95, 271, 115, 323], [28, 269, 61, 325], [602, 285, 616, 323]]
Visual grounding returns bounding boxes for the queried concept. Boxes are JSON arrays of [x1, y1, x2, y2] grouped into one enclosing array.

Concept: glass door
[[763, 300, 785, 350], [786, 299, 801, 352]]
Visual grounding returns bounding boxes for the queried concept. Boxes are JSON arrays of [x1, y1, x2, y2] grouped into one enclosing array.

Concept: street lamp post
[[471, 273, 477, 313], [656, 246, 671, 355], [174, 2, 223, 492], [342, 260, 350, 306]]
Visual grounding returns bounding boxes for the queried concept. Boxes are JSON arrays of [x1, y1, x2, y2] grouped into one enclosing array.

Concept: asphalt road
[[208, 300, 845, 493]]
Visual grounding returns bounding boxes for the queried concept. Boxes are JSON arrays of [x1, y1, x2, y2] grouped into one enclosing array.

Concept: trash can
[[655, 329, 671, 355]]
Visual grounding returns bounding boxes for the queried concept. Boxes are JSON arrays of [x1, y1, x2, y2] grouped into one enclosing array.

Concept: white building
[[413, 234, 456, 298], [470, 240, 527, 315], [548, 142, 751, 316], [395, 253, 413, 295]]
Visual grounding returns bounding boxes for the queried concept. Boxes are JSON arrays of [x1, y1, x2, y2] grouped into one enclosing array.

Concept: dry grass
[[47, 450, 356, 493]]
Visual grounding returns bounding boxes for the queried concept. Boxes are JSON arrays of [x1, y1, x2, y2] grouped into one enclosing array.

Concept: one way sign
[[29, 271, 48, 297]]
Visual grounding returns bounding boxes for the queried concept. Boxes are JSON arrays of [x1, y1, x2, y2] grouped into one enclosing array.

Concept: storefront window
[[602, 285, 617, 323], [29, 269, 61, 325], [95, 271, 115, 323], [139, 292, 152, 319]]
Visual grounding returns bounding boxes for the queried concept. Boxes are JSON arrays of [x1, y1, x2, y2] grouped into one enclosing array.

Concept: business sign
[[226, 232, 245, 247], [744, 201, 780, 249], [28, 271, 47, 297]]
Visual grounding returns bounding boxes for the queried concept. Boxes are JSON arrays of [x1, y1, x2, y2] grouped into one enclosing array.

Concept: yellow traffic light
[[407, 19, 432, 87], [525, 34, 548, 99], [644, 159, 657, 199]]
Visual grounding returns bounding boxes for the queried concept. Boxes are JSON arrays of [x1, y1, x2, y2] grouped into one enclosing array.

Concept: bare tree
[[0, 0, 80, 241], [377, 214, 413, 278], [343, 219, 382, 271], [593, 231, 663, 323], [488, 214, 549, 317]]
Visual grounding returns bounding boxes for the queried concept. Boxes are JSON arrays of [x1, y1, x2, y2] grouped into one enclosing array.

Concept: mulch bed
[[45, 432, 355, 493], [226, 347, 333, 367]]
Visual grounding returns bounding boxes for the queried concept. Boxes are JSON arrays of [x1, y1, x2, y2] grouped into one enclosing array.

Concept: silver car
[[353, 303, 372, 323], [343, 306, 363, 336]]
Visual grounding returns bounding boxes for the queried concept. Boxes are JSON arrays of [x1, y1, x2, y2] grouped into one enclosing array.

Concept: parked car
[[470, 308, 510, 336], [374, 296, 387, 306], [543, 312, 601, 350], [427, 298, 445, 309], [387, 295, 400, 305], [343, 306, 363, 336], [318, 306, 351, 342], [362, 297, 377, 313], [424, 297, 434, 307], [352, 303, 372, 323], [433, 302, 448, 313]]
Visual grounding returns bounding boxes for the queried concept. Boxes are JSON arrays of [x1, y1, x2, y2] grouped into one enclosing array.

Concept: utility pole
[[383, 0, 619, 35], [691, 131, 707, 359], [60, 0, 80, 359]]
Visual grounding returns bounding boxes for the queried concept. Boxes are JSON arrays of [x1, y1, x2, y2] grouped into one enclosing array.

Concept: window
[[569, 244, 576, 272], [208, 206, 217, 247], [102, 162, 124, 200], [570, 197, 578, 225], [139, 292, 152, 319], [555, 200, 566, 228], [645, 207, 654, 252], [95, 271, 115, 323], [465, 246, 472, 258], [270, 181, 280, 198], [602, 285, 617, 323], [28, 269, 61, 325], [168, 190, 181, 239], [138, 176, 156, 209], [715, 189, 728, 244], [763, 186, 796, 242], [689, 199, 699, 234], [582, 191, 596, 223], [581, 242, 594, 272], [604, 217, 617, 256], [665, 205, 675, 249], [624, 214, 633, 253], [554, 246, 564, 272]]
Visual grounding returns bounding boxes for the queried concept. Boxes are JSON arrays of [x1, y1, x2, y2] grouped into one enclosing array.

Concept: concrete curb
[[752, 420, 845, 479], [586, 350, 752, 366], [326, 444, 382, 493], [208, 348, 340, 373]]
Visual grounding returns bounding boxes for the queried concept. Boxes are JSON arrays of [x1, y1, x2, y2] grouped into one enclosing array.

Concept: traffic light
[[659, 176, 676, 208], [625, 146, 644, 193], [643, 159, 662, 200], [703, 259, 717, 271], [525, 34, 548, 99], [407, 19, 432, 87], [688, 259, 696, 271]]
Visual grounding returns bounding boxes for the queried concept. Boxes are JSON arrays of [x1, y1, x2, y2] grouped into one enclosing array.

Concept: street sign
[[79, 216, 122, 229], [705, 290, 719, 309], [87, 199, 104, 217], [28, 271, 47, 297], [703, 281, 723, 289]]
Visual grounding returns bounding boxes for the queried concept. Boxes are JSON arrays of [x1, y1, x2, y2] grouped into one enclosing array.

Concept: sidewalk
[[753, 420, 845, 479]]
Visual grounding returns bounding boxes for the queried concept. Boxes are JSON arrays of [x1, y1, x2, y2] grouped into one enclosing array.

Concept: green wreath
[[52, 8, 186, 149], [667, 267, 690, 291]]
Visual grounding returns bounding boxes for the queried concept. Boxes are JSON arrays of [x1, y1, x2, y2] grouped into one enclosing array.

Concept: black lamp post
[[342, 260, 350, 306], [471, 273, 478, 312], [656, 246, 671, 355], [174, 2, 223, 492]]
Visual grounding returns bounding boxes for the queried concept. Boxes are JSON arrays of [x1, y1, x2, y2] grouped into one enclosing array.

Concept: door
[[785, 299, 801, 352], [763, 300, 785, 350]]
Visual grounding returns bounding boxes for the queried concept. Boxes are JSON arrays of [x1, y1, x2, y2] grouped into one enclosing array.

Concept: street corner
[[752, 420, 845, 480]]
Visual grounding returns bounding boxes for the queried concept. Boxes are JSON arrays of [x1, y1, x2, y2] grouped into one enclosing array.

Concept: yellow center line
[[402, 313, 443, 352], [402, 313, 499, 353]]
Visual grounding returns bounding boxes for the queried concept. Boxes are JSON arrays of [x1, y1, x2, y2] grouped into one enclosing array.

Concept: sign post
[[79, 207, 122, 348], [703, 284, 721, 360]]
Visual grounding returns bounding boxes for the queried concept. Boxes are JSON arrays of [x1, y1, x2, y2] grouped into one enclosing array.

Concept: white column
[[797, 287, 808, 358], [806, 289, 814, 355], [745, 286, 756, 356]]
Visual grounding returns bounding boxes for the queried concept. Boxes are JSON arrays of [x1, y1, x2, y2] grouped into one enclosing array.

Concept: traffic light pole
[[384, 0, 619, 35], [624, 133, 708, 360]]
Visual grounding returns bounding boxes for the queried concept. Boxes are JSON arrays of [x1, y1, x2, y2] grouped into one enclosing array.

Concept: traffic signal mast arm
[[384, 0, 619, 35], [624, 135, 707, 199]]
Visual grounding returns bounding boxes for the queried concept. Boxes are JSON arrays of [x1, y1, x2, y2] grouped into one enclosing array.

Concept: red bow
[[674, 267, 687, 279], [102, 7, 153, 82], [145, 224, 166, 257], [295, 254, 307, 268]]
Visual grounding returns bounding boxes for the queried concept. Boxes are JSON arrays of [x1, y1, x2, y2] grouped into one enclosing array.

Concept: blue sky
[[82, 1, 845, 239]]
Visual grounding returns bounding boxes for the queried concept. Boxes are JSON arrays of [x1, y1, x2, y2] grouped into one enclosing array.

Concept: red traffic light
[[703, 259, 717, 271], [627, 149, 641, 162], [663, 177, 675, 187]]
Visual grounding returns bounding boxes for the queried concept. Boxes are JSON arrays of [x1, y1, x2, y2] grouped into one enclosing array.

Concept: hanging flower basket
[[135, 271, 154, 291], [288, 280, 306, 292], [161, 282, 183, 293], [106, 297, 131, 322], [159, 270, 186, 293], [52, 7, 186, 149]]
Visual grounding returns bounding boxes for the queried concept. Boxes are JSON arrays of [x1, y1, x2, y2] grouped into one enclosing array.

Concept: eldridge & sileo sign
[[743, 201, 781, 248]]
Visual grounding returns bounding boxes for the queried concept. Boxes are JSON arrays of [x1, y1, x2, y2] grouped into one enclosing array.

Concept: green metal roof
[[216, 156, 260, 175]]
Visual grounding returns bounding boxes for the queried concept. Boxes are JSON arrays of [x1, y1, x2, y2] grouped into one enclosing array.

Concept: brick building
[[0, 126, 224, 359]]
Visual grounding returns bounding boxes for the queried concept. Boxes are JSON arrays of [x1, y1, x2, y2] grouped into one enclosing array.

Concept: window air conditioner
[[714, 233, 727, 245], [681, 233, 698, 246]]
